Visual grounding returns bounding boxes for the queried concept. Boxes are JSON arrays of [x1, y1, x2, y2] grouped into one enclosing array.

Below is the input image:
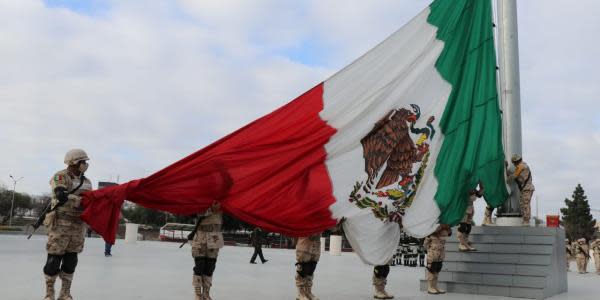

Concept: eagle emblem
[[349, 104, 436, 223]]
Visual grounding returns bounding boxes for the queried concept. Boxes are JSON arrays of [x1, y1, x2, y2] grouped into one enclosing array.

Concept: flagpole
[[496, 0, 523, 226]]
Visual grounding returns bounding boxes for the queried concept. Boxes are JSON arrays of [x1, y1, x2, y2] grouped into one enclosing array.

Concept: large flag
[[82, 0, 508, 265]]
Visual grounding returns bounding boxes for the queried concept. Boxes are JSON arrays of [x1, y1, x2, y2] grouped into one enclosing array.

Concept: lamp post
[[8, 175, 24, 227]]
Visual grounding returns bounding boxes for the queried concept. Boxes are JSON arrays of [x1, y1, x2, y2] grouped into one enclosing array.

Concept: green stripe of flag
[[428, 0, 509, 224]]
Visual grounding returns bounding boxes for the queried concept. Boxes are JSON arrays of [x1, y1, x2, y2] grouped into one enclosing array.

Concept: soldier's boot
[[43, 274, 57, 300], [192, 275, 203, 300], [202, 276, 213, 300], [482, 214, 492, 226], [458, 233, 470, 252], [57, 272, 73, 300], [467, 238, 477, 251], [426, 279, 439, 295], [306, 276, 320, 300], [433, 278, 446, 294], [373, 277, 394, 299], [295, 276, 311, 300]]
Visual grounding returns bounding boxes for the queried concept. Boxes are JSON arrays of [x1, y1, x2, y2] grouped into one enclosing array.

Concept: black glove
[[54, 187, 69, 205]]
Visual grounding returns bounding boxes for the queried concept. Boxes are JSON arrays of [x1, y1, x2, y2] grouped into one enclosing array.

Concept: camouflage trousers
[[594, 252, 600, 273], [576, 256, 588, 273], [296, 239, 321, 263], [191, 244, 220, 259], [46, 221, 85, 255], [520, 190, 533, 222]]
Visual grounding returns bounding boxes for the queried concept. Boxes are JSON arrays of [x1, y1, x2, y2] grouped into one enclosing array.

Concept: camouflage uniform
[[373, 264, 394, 299], [457, 192, 478, 251], [591, 239, 600, 274], [43, 149, 92, 300], [191, 207, 224, 300], [295, 234, 321, 300], [482, 205, 494, 226], [574, 239, 589, 274], [424, 226, 450, 295], [507, 156, 535, 225]]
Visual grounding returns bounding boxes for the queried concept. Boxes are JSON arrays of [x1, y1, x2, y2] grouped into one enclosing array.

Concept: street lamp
[[8, 175, 23, 227]]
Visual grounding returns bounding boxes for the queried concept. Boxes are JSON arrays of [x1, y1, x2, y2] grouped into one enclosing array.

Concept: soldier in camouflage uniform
[[295, 233, 321, 300], [506, 154, 535, 226], [42, 149, 92, 300], [424, 224, 451, 295], [372, 265, 394, 299], [574, 238, 590, 274], [458, 185, 483, 252], [591, 238, 600, 275], [191, 203, 224, 300], [482, 205, 494, 226], [418, 241, 426, 267]]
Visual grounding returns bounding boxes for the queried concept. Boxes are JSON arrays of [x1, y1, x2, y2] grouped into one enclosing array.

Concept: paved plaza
[[0, 235, 597, 300]]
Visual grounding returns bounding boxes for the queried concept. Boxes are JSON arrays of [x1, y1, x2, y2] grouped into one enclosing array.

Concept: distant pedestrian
[[104, 242, 113, 257], [250, 228, 268, 264]]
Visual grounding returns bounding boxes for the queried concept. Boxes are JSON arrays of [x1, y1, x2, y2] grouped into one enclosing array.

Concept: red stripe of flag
[[81, 83, 338, 244]]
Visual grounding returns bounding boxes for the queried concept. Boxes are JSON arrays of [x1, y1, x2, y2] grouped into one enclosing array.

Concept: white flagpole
[[496, 0, 523, 225]]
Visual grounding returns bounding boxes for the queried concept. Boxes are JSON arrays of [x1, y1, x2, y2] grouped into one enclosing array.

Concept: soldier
[[506, 154, 535, 226], [372, 265, 394, 299], [409, 240, 418, 267], [418, 241, 426, 267], [424, 224, 451, 295], [191, 202, 224, 300], [458, 185, 483, 251], [42, 149, 93, 300], [574, 238, 590, 274], [295, 233, 321, 300], [482, 205, 494, 226], [566, 239, 572, 271], [591, 238, 600, 275]]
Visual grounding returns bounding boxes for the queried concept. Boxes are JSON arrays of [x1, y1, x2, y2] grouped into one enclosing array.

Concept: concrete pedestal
[[125, 223, 139, 244], [420, 226, 568, 299], [329, 235, 342, 256]]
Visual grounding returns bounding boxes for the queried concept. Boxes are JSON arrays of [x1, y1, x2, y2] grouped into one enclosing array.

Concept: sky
[[0, 0, 598, 223]]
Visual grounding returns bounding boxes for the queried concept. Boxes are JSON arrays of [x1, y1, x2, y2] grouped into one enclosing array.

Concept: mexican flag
[[82, 0, 508, 265]]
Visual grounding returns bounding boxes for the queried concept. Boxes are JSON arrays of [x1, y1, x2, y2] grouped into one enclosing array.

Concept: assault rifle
[[27, 175, 85, 239], [179, 215, 206, 248], [577, 245, 591, 259]]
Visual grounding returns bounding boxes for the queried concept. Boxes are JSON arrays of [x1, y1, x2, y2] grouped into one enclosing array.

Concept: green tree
[[0, 187, 33, 224], [121, 203, 251, 231], [560, 184, 597, 241]]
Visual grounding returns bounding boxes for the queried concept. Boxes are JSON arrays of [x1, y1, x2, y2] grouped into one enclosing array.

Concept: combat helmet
[[64, 149, 90, 165], [511, 154, 522, 163]]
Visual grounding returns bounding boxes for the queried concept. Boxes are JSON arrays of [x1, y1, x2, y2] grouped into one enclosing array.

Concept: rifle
[[27, 175, 85, 239], [577, 245, 591, 259], [179, 215, 206, 248]]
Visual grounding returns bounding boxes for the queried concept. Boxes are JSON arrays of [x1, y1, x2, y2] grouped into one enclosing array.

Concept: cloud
[[0, 0, 598, 224]]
